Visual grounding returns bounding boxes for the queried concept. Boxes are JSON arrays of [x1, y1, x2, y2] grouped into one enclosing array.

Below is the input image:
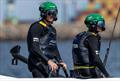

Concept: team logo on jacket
[[95, 50, 99, 55], [33, 37, 39, 42], [73, 44, 78, 48]]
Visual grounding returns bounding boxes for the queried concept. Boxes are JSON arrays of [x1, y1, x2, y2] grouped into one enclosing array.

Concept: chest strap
[[74, 65, 96, 69]]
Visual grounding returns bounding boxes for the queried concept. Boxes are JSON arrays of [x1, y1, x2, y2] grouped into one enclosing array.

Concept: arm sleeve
[[86, 36, 110, 77], [50, 28, 63, 62], [30, 24, 49, 63]]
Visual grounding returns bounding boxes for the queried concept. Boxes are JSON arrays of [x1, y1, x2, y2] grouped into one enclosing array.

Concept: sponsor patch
[[95, 50, 99, 55], [73, 44, 78, 48], [33, 37, 39, 42]]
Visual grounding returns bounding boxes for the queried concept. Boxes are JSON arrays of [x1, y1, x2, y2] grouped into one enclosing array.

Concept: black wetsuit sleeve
[[29, 24, 49, 63], [51, 28, 63, 62], [86, 36, 110, 77]]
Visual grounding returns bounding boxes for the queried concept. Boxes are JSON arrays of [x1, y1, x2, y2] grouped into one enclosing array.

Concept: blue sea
[[0, 39, 120, 78]]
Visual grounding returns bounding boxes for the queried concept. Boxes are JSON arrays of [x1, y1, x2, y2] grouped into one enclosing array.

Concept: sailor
[[72, 13, 110, 78], [27, 1, 67, 78]]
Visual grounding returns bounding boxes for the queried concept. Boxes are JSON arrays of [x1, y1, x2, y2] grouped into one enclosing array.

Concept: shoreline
[[0, 21, 120, 41]]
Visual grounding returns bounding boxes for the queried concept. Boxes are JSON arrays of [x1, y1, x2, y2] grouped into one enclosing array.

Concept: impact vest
[[27, 20, 61, 72], [72, 32, 97, 67], [38, 21, 58, 60]]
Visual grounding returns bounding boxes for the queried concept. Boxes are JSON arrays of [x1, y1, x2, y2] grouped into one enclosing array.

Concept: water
[[0, 39, 120, 78]]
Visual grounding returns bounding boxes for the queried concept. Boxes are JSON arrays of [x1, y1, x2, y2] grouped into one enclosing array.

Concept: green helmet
[[84, 13, 105, 31], [39, 1, 58, 21]]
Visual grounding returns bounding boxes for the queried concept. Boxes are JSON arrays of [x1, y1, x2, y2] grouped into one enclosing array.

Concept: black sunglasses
[[47, 10, 57, 16]]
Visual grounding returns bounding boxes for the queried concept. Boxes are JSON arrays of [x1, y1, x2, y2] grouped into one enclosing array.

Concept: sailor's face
[[96, 21, 105, 32], [97, 27, 102, 32], [46, 10, 57, 22], [46, 15, 54, 22]]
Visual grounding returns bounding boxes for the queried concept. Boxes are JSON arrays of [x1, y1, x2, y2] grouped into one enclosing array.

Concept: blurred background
[[0, 0, 120, 78]]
